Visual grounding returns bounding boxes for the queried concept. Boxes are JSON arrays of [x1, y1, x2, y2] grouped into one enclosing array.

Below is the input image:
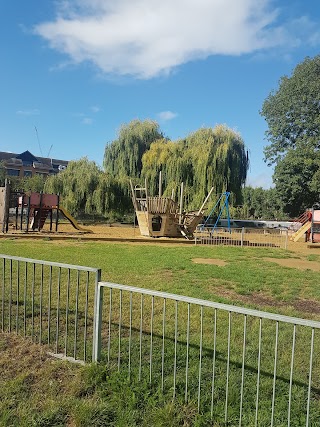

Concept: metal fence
[[195, 227, 289, 249], [1, 254, 320, 425], [0, 254, 101, 363], [94, 282, 320, 426]]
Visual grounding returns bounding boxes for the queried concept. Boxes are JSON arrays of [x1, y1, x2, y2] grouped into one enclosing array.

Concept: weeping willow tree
[[141, 125, 249, 209], [103, 119, 164, 178], [141, 138, 194, 198], [102, 120, 248, 213], [44, 157, 131, 217], [205, 125, 249, 203]]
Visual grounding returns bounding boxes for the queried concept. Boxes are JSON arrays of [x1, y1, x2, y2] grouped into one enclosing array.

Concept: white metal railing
[[1, 254, 320, 424], [195, 227, 288, 249], [94, 282, 320, 425], [0, 254, 101, 363]]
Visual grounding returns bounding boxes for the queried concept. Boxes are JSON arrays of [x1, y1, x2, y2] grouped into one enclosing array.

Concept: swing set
[[201, 191, 231, 232]]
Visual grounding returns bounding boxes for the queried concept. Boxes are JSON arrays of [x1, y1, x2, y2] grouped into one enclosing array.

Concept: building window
[[7, 169, 20, 176], [24, 170, 32, 177]]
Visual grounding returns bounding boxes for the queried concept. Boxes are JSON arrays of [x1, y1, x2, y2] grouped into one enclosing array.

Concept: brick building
[[0, 150, 68, 178]]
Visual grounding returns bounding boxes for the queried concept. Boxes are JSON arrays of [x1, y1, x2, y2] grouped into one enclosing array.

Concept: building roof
[[15, 150, 39, 163], [0, 150, 68, 168]]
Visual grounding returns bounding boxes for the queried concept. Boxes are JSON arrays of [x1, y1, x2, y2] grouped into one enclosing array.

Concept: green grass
[[1, 239, 320, 312], [0, 239, 320, 426], [0, 333, 208, 427]]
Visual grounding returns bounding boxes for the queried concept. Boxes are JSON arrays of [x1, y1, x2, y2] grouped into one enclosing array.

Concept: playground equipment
[[201, 191, 231, 232], [130, 173, 214, 239], [290, 208, 320, 243], [0, 180, 92, 233], [311, 208, 320, 243]]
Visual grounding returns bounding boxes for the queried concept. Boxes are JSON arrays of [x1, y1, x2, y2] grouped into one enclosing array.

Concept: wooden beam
[[197, 186, 215, 216], [179, 182, 184, 225]]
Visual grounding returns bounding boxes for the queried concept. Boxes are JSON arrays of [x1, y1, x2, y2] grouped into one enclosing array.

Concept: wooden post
[[129, 179, 138, 211], [145, 178, 148, 200], [158, 171, 162, 198], [49, 208, 53, 231], [179, 182, 184, 225], [26, 194, 31, 232], [15, 197, 19, 230], [20, 194, 23, 231], [38, 192, 43, 231], [55, 194, 60, 232], [145, 178, 149, 213]]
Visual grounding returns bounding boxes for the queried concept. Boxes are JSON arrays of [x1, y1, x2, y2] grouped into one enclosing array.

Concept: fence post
[[2, 179, 10, 233], [241, 227, 244, 248], [285, 229, 288, 250], [92, 269, 102, 362]]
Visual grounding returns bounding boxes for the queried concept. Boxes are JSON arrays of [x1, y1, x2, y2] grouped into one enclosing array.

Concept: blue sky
[[1, 0, 320, 188]]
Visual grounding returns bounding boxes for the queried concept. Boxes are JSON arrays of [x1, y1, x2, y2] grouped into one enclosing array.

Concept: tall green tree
[[141, 125, 249, 208], [44, 158, 130, 217], [261, 55, 320, 215], [241, 186, 287, 220], [103, 119, 163, 178], [141, 138, 194, 200], [103, 120, 249, 212], [20, 174, 46, 193], [272, 147, 320, 217], [261, 55, 320, 165], [2, 173, 46, 193]]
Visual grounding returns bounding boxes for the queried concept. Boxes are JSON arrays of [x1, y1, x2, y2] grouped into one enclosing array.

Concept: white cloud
[[90, 105, 100, 113], [16, 109, 40, 116], [82, 117, 93, 125], [33, 0, 319, 79], [157, 111, 178, 121]]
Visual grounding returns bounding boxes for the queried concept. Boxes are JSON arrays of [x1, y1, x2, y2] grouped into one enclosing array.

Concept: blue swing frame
[[202, 191, 231, 232]]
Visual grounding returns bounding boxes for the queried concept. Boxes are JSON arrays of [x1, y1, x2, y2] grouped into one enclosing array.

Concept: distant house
[[0, 150, 68, 178]]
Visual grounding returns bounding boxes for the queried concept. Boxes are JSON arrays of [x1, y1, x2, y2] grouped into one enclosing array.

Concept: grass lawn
[[0, 238, 320, 426], [1, 238, 320, 315]]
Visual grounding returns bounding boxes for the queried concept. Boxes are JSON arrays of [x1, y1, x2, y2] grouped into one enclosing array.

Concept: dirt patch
[[192, 258, 227, 266], [264, 257, 320, 272], [287, 240, 320, 256], [212, 288, 320, 316], [6, 222, 320, 253], [294, 299, 320, 314], [42, 223, 142, 239], [0, 333, 52, 380]]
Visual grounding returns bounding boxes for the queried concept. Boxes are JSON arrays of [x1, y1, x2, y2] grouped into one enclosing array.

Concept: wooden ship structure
[[130, 173, 213, 239]]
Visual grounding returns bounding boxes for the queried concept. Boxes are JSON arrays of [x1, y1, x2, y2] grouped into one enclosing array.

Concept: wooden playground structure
[[290, 209, 320, 243], [0, 181, 91, 234], [130, 173, 214, 239], [1, 176, 320, 248]]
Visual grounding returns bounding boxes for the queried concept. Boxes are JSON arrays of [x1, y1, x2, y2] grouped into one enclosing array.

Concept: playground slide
[[58, 206, 93, 233], [291, 221, 311, 242]]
